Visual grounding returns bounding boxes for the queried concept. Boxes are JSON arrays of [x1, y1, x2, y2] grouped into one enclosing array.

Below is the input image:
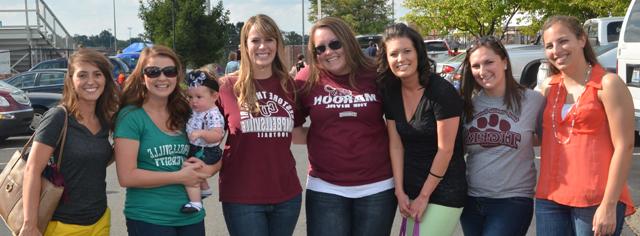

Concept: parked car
[[28, 57, 68, 71], [355, 34, 382, 49], [437, 51, 466, 79], [4, 69, 66, 93], [617, 0, 640, 131], [29, 57, 131, 80], [27, 92, 62, 131], [424, 39, 453, 63], [109, 56, 132, 77], [0, 80, 33, 142]]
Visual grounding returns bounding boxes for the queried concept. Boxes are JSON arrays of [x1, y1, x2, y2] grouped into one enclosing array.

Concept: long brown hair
[[304, 17, 374, 92], [234, 14, 294, 114], [461, 36, 525, 123], [118, 45, 190, 131], [61, 48, 119, 128], [542, 15, 599, 75]]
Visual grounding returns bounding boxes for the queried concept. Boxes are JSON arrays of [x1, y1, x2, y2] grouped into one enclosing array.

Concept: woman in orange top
[[536, 15, 635, 236]]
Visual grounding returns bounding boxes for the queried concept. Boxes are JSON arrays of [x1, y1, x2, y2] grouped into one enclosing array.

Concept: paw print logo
[[467, 113, 521, 149], [475, 114, 511, 132]]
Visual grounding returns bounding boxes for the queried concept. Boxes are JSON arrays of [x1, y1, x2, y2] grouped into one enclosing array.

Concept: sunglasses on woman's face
[[314, 40, 342, 55], [143, 66, 178, 78]]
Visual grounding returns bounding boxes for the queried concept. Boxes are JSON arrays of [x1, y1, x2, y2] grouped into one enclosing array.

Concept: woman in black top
[[378, 23, 467, 235], [21, 48, 119, 236]]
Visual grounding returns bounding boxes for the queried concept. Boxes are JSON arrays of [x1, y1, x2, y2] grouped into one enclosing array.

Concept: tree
[[284, 31, 303, 45], [226, 21, 243, 49], [403, 0, 526, 39], [139, 0, 230, 68], [402, 0, 629, 40], [519, 0, 629, 36], [308, 0, 393, 35]]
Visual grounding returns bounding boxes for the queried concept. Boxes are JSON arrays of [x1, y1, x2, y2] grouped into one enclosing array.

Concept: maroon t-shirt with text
[[217, 75, 302, 204], [295, 68, 392, 186]]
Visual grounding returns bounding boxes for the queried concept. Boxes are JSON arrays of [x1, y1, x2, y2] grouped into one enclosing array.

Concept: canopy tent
[[121, 42, 153, 53], [117, 42, 152, 69]]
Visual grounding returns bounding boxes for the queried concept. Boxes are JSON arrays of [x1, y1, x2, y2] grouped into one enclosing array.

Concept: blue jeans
[[535, 198, 626, 236], [305, 189, 397, 236], [460, 196, 533, 236], [222, 194, 301, 236], [125, 218, 204, 236]]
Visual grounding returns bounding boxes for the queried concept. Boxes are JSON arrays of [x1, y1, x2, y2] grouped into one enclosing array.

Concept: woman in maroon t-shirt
[[216, 14, 303, 236], [294, 17, 396, 236]]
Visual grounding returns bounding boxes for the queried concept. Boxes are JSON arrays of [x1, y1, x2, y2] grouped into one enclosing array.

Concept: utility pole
[[302, 0, 305, 54], [392, 0, 395, 22], [113, 0, 117, 54], [317, 0, 321, 20], [128, 27, 132, 45], [172, 0, 176, 50]]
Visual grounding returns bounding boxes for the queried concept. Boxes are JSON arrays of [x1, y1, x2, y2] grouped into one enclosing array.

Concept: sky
[[2, 0, 409, 39]]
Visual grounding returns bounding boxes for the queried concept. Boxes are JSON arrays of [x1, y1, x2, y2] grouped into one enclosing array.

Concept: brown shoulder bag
[[0, 106, 68, 235]]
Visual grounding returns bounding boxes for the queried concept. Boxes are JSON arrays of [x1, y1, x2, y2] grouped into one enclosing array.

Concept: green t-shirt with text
[[114, 105, 205, 226]]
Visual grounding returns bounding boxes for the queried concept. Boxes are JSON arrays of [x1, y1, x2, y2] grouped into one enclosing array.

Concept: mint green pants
[[404, 203, 463, 236]]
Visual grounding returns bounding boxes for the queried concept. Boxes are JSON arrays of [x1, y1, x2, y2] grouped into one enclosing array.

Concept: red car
[[0, 80, 33, 142]]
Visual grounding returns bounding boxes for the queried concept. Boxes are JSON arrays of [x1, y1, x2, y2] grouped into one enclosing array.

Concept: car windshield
[[624, 0, 640, 42], [425, 42, 448, 52]]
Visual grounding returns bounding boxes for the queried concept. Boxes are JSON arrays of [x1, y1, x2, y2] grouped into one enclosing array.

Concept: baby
[[181, 70, 225, 213]]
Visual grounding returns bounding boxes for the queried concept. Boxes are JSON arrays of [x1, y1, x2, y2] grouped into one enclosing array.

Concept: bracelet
[[429, 171, 444, 179]]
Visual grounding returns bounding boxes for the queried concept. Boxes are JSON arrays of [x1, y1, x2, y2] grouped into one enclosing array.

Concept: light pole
[[128, 27, 132, 45], [302, 0, 305, 55], [317, 0, 321, 20], [172, 0, 176, 50], [113, 0, 117, 54], [392, 0, 395, 22]]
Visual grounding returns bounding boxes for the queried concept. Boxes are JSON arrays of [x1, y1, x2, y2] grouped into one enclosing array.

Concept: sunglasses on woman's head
[[314, 40, 342, 55], [143, 66, 178, 78]]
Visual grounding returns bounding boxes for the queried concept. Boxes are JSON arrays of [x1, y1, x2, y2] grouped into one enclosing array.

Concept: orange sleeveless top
[[536, 64, 635, 216]]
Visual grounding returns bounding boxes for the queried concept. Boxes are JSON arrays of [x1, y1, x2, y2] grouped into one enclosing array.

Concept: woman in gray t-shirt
[[459, 37, 545, 236], [20, 48, 120, 236]]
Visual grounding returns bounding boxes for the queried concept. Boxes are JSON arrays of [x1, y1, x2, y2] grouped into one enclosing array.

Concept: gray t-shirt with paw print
[[464, 89, 545, 198]]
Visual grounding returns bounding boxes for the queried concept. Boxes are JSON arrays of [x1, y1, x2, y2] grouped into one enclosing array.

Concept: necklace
[[551, 64, 592, 144]]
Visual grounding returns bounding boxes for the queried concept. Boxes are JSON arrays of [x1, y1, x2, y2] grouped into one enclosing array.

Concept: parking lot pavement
[[0, 136, 639, 235]]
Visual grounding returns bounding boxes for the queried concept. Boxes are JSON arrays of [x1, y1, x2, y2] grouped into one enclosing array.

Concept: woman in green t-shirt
[[113, 45, 218, 236]]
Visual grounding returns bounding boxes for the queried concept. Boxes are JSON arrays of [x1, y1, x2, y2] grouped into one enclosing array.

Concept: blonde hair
[[235, 14, 294, 114]]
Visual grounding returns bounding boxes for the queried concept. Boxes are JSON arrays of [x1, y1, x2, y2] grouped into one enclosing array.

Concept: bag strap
[[398, 217, 420, 236], [55, 106, 69, 169], [19, 106, 69, 163]]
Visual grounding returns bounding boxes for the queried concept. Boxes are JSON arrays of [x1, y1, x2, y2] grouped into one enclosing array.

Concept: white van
[[617, 0, 640, 130], [583, 17, 624, 46]]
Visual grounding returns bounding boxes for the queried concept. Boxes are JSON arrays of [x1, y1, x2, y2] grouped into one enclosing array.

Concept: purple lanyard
[[399, 217, 420, 236]]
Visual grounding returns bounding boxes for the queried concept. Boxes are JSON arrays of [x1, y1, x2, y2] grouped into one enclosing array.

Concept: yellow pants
[[44, 208, 110, 236]]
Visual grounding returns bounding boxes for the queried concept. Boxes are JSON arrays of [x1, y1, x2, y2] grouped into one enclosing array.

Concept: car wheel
[[520, 61, 541, 89], [30, 108, 47, 132]]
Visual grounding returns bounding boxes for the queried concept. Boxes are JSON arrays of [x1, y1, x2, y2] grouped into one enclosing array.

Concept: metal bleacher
[[0, 0, 74, 75]]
